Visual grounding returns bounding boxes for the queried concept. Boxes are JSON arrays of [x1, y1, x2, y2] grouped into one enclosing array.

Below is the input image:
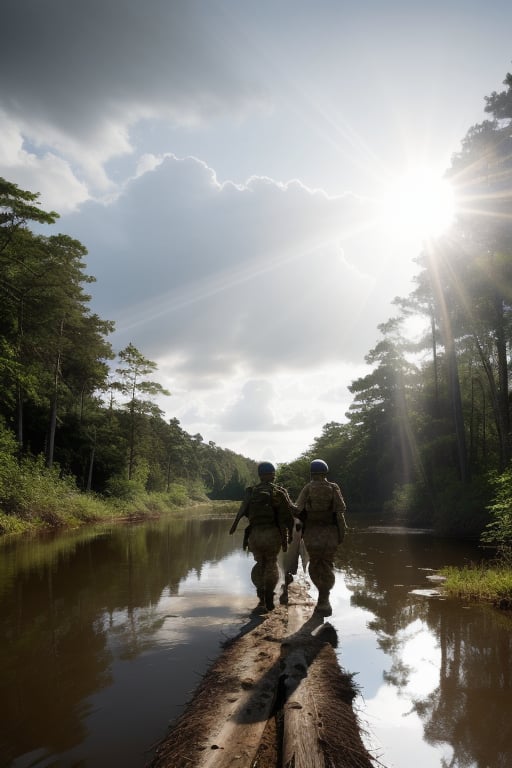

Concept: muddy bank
[[147, 583, 378, 768]]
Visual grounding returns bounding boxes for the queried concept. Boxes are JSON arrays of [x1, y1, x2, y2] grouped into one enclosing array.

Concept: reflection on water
[[0, 515, 255, 768], [328, 531, 512, 768], [0, 518, 511, 768]]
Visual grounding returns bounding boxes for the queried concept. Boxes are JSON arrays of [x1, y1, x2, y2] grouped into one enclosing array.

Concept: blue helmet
[[310, 459, 328, 474], [258, 461, 276, 476]]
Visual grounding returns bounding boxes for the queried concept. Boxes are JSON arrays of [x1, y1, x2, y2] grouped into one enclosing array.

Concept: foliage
[[481, 469, 512, 551], [0, 177, 257, 529]]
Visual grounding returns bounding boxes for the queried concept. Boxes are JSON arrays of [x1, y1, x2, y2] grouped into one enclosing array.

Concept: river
[[0, 512, 511, 768]]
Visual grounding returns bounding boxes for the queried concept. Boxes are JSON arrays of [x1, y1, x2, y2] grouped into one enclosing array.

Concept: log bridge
[[148, 582, 379, 768]]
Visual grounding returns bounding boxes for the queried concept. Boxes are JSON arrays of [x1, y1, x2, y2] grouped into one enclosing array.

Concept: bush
[[0, 511, 27, 535], [165, 483, 189, 506], [481, 468, 512, 553], [103, 475, 146, 502], [0, 423, 21, 511]]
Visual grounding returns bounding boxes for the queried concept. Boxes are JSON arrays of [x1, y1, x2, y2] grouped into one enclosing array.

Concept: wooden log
[[198, 623, 283, 768], [147, 582, 377, 768], [281, 585, 326, 767], [197, 586, 324, 768], [147, 607, 289, 768]]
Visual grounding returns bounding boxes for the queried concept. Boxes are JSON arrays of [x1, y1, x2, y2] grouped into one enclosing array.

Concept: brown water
[[0, 514, 511, 768]]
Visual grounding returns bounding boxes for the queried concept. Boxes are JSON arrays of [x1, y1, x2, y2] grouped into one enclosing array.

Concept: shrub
[[103, 475, 146, 502], [481, 468, 512, 556]]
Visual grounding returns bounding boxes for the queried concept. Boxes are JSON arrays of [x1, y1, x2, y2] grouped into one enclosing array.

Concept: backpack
[[305, 481, 335, 524], [246, 483, 277, 526]]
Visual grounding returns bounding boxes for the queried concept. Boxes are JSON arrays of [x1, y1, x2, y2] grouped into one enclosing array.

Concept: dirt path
[[147, 582, 380, 768]]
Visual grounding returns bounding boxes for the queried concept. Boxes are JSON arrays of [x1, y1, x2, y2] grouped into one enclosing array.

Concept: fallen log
[[147, 582, 378, 768]]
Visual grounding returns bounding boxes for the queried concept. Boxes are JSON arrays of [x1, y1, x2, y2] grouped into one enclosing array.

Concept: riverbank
[[0, 484, 238, 538], [440, 560, 512, 609]]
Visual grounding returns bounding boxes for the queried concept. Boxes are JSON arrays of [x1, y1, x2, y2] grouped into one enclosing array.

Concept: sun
[[379, 167, 456, 242]]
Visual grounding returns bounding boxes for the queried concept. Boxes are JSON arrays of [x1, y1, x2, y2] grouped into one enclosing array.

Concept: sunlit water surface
[[1, 514, 511, 768]]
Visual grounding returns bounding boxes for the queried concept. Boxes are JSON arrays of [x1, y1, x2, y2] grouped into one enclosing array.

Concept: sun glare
[[380, 167, 456, 242]]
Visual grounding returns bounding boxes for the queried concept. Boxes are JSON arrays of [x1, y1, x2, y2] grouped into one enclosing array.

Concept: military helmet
[[310, 458, 328, 474], [258, 461, 276, 476]]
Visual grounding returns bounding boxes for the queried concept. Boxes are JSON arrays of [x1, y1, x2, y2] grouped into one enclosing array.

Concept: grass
[[0, 478, 239, 538], [440, 561, 512, 609], [0, 435, 239, 538]]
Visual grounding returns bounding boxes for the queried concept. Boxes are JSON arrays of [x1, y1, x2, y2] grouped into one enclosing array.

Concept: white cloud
[[154, 359, 366, 463], [36, 151, 422, 460], [0, 112, 90, 213], [60, 155, 384, 376], [2, 0, 511, 461], [220, 380, 279, 431]]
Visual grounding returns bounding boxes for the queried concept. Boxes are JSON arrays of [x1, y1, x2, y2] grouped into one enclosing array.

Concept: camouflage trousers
[[302, 524, 340, 595], [248, 525, 281, 597]]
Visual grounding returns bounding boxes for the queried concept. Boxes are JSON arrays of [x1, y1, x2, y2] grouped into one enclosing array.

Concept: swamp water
[[1, 513, 511, 768]]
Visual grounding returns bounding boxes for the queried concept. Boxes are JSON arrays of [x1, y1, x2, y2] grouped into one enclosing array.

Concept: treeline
[[3, 73, 512, 547], [0, 178, 257, 511], [279, 72, 512, 543]]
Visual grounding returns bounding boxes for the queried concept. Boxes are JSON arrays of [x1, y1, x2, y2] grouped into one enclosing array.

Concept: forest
[[279, 73, 512, 549], [1, 73, 512, 549], [0, 181, 258, 525]]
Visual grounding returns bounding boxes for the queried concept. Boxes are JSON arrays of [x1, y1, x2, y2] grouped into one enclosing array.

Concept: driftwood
[[147, 582, 378, 768]]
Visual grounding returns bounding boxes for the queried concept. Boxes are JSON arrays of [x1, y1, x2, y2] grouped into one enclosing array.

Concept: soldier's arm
[[294, 485, 309, 520], [331, 483, 347, 513], [331, 483, 348, 541], [229, 491, 251, 534]]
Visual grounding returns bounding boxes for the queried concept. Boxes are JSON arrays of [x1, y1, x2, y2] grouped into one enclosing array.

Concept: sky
[[1, 0, 511, 464]]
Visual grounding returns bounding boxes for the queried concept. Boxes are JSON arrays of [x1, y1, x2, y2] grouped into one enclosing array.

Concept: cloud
[[163, 360, 362, 463], [57, 154, 390, 385], [220, 380, 282, 431], [5, 0, 502, 462], [0, 0, 267, 194], [0, 111, 90, 213]]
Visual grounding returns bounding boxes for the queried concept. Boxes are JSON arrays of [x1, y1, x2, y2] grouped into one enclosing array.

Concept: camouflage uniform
[[236, 480, 295, 610], [295, 477, 347, 614]]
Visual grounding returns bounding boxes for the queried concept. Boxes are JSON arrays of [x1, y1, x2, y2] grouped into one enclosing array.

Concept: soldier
[[295, 459, 347, 616], [229, 461, 295, 611]]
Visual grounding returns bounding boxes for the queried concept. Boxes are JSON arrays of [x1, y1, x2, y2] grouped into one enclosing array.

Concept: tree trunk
[[445, 330, 469, 483], [428, 249, 469, 483], [47, 385, 58, 469], [493, 292, 510, 470], [86, 439, 96, 491], [46, 319, 64, 469]]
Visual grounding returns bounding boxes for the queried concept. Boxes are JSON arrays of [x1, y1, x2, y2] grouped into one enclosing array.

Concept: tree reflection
[[415, 603, 512, 768], [335, 530, 512, 768], [0, 514, 241, 764]]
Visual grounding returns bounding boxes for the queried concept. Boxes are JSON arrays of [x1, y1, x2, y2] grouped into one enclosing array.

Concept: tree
[[423, 239, 469, 483], [0, 219, 114, 462], [112, 344, 170, 481], [0, 177, 58, 254], [446, 73, 512, 470]]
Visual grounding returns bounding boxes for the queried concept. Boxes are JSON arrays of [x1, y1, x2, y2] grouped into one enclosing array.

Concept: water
[[328, 529, 512, 768], [0, 514, 511, 768]]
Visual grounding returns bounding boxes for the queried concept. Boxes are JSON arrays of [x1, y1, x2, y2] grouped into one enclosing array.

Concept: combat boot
[[279, 571, 293, 605], [264, 589, 275, 611], [256, 588, 265, 608]]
